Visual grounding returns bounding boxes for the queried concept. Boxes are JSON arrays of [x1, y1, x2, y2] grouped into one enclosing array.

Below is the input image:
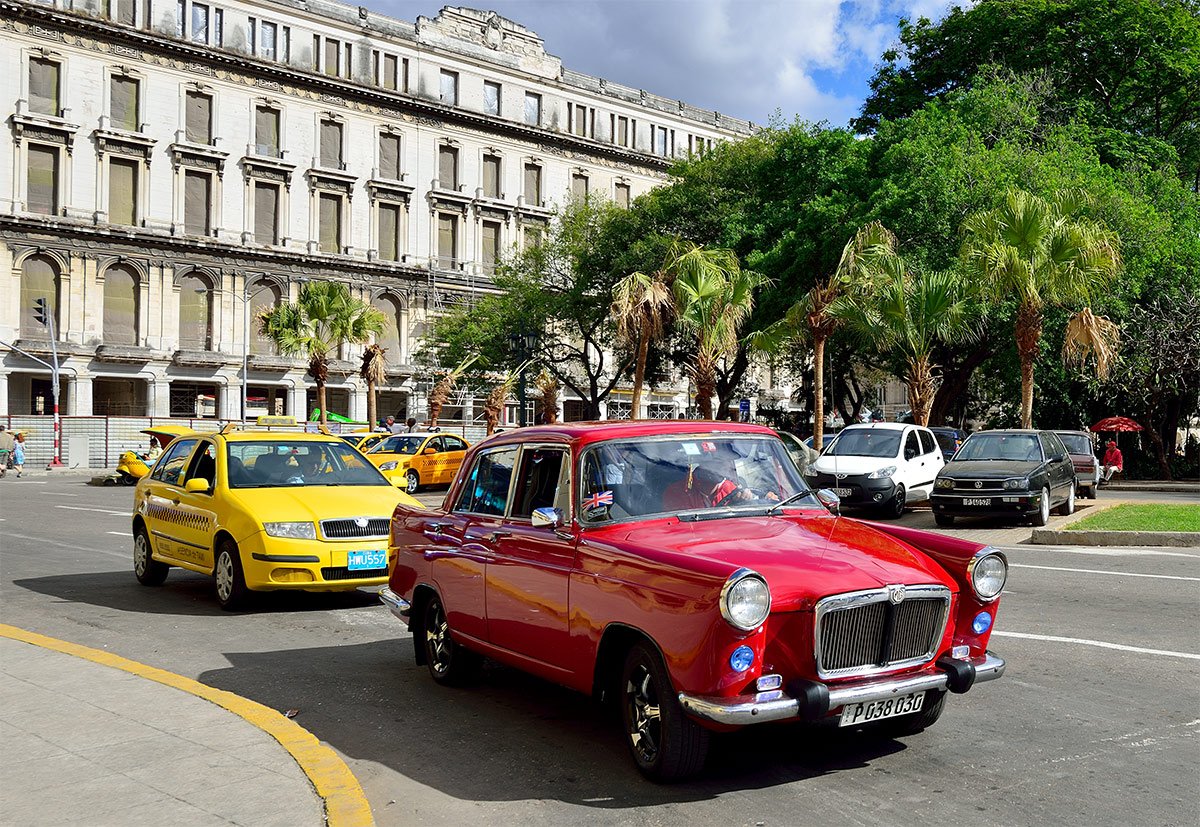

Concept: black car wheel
[[133, 527, 169, 586], [881, 484, 906, 520], [422, 595, 479, 686], [621, 641, 709, 782], [1031, 486, 1051, 527], [1056, 483, 1075, 516]]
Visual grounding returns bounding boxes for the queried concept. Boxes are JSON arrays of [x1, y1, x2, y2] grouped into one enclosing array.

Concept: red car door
[[485, 445, 575, 668]]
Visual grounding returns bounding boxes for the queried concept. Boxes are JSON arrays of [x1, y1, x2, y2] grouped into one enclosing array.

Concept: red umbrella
[[1090, 416, 1143, 433]]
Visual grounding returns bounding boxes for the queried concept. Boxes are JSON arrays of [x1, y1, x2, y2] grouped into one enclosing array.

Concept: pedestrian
[[1100, 439, 1123, 484], [388, 415, 405, 434], [404, 417, 417, 433], [11, 432, 26, 478], [144, 437, 162, 461], [0, 426, 12, 478]]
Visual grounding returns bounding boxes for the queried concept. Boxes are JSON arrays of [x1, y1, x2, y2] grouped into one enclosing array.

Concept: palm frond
[[1063, 308, 1121, 380]]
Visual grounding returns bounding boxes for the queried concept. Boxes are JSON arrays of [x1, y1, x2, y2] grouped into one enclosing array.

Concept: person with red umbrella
[[1100, 439, 1124, 484]]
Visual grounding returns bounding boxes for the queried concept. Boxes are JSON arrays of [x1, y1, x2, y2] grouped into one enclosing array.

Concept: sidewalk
[[1103, 479, 1200, 494], [0, 630, 362, 826]]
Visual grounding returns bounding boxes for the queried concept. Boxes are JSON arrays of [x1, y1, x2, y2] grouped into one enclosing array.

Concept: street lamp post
[[507, 331, 537, 427]]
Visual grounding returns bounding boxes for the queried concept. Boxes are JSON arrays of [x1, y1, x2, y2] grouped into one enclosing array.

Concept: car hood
[[232, 485, 415, 525], [810, 455, 898, 476], [939, 460, 1039, 479], [598, 513, 954, 611]]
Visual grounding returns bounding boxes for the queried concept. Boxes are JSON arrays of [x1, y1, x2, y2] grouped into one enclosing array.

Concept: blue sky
[[369, 1, 964, 128]]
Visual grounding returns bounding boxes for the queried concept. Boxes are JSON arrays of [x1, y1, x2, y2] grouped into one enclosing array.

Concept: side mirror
[[423, 447, 437, 455], [816, 488, 841, 515], [531, 506, 563, 528], [184, 478, 210, 493]]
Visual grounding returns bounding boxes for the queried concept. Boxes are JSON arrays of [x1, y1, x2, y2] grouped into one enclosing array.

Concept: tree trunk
[[366, 380, 377, 431], [1015, 303, 1043, 429], [694, 355, 716, 420], [310, 355, 330, 427], [812, 335, 827, 447], [316, 384, 327, 428], [714, 346, 750, 422], [631, 328, 649, 420], [929, 343, 994, 426], [906, 355, 935, 427]]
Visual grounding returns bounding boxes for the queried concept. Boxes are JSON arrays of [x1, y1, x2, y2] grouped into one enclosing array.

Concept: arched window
[[103, 264, 139, 346], [20, 255, 61, 339], [250, 282, 282, 355], [372, 294, 403, 364], [178, 274, 213, 350]]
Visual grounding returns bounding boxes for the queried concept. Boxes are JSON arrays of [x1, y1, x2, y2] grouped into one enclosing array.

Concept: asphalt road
[[1, 476, 1197, 826]]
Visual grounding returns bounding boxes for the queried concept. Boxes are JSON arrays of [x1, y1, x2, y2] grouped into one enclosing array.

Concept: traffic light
[[32, 297, 50, 327]]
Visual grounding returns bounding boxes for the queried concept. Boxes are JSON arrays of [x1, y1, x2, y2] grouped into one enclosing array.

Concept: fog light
[[730, 645, 755, 673], [873, 492, 884, 502], [951, 645, 970, 660], [755, 674, 782, 691], [972, 611, 993, 634]]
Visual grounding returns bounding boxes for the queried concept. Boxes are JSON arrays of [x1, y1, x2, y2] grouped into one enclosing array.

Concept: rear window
[[1058, 434, 1093, 455], [933, 432, 958, 452]]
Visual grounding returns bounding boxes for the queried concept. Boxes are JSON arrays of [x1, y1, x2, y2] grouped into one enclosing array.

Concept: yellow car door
[[140, 437, 213, 570], [439, 435, 470, 484]]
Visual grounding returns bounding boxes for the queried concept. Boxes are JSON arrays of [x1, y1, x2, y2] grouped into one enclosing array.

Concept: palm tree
[[360, 344, 387, 431], [670, 243, 764, 419], [1062, 307, 1120, 381], [611, 269, 674, 419], [481, 361, 531, 435], [750, 222, 897, 445], [534, 369, 560, 424], [427, 354, 478, 429], [961, 189, 1122, 427], [835, 258, 982, 426], [258, 281, 385, 427]]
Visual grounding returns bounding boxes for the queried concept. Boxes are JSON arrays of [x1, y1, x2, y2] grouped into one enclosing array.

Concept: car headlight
[[379, 461, 398, 471], [935, 477, 955, 490], [867, 465, 897, 479], [1003, 478, 1027, 490], [968, 548, 1008, 602], [263, 521, 317, 539], [720, 569, 771, 631]]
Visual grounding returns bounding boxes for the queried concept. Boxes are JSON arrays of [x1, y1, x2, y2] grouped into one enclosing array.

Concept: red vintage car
[[380, 421, 1007, 780]]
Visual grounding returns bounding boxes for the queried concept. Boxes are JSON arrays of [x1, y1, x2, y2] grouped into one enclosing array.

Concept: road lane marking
[[1010, 563, 1200, 582], [0, 624, 375, 827], [1002, 545, 1200, 559], [46, 492, 79, 497], [54, 505, 129, 516], [107, 531, 128, 536], [993, 631, 1200, 661]]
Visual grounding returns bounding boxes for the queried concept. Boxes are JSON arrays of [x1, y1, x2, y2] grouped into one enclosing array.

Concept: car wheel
[[881, 484, 906, 520], [422, 594, 479, 686], [934, 513, 955, 527], [621, 641, 709, 782], [133, 527, 168, 586], [1057, 483, 1075, 516], [1085, 484, 1097, 500], [875, 690, 947, 738], [214, 540, 250, 611], [406, 469, 421, 494], [1032, 486, 1051, 527]]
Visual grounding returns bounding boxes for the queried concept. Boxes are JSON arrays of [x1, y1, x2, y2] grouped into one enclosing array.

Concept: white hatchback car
[[804, 423, 945, 518]]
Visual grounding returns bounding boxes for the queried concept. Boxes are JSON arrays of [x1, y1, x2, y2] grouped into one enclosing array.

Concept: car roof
[[476, 419, 778, 449], [967, 429, 1046, 435], [1052, 429, 1091, 436], [216, 430, 353, 443], [839, 422, 914, 433]]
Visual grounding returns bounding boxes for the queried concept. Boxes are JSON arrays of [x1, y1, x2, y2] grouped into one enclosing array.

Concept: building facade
[[1, 0, 753, 422]]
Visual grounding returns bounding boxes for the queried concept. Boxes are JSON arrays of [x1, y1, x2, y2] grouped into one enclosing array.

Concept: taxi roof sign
[[257, 415, 298, 427]]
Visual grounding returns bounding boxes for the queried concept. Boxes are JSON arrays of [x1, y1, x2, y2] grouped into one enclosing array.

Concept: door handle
[[171, 497, 181, 505], [488, 530, 511, 542], [427, 522, 447, 535]]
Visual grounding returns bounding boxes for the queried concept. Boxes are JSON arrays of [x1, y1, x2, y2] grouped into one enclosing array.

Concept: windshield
[[369, 435, 426, 455], [579, 435, 815, 524], [227, 440, 390, 488], [826, 429, 901, 458], [1058, 434, 1093, 455], [956, 433, 1043, 463]]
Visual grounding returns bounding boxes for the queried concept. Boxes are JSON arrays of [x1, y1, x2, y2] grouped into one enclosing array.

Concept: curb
[[1031, 528, 1200, 547], [1104, 484, 1200, 494], [0, 624, 374, 827]]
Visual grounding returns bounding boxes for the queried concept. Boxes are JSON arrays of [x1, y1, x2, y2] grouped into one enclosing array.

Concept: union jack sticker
[[583, 490, 614, 511]]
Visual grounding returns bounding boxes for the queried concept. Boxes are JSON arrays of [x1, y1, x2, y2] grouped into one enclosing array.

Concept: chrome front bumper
[[378, 586, 411, 619], [678, 652, 1005, 726]]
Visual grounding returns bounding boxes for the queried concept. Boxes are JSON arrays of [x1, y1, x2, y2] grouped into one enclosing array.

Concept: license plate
[[347, 549, 387, 571], [839, 691, 925, 727], [832, 487, 853, 497], [963, 497, 991, 506]]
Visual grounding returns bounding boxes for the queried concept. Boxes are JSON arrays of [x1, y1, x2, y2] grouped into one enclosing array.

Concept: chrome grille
[[954, 479, 1003, 491], [320, 518, 390, 539], [815, 585, 950, 679]]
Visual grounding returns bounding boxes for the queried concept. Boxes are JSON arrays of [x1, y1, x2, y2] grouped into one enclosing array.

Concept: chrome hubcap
[[134, 534, 147, 576], [626, 664, 661, 764], [426, 603, 451, 673], [1041, 491, 1050, 521], [216, 552, 233, 601], [407, 473, 418, 493]]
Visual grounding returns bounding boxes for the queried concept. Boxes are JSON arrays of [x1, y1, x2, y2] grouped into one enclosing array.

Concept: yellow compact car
[[339, 431, 386, 454], [365, 432, 470, 494], [131, 426, 422, 610]]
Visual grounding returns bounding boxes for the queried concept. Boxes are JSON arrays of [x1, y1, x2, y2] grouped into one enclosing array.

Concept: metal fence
[[0, 415, 490, 469]]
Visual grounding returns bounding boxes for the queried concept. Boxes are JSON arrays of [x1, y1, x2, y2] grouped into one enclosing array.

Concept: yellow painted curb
[[0, 624, 374, 827]]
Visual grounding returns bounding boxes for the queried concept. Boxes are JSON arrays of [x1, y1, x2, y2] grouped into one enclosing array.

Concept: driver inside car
[[662, 459, 780, 510]]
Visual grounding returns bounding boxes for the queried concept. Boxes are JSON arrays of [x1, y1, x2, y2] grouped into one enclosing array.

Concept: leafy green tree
[[960, 189, 1123, 428], [258, 282, 384, 427]]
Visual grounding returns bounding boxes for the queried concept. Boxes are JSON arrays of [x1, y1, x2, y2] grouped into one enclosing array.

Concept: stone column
[[289, 384, 308, 421], [151, 377, 171, 418], [0, 371, 8, 416], [350, 384, 367, 423], [69, 373, 93, 416]]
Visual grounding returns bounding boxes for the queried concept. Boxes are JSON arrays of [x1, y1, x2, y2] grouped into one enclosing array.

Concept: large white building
[[0, 0, 753, 423]]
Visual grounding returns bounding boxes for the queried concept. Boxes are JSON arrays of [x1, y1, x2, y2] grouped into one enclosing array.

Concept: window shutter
[[254, 182, 278, 244], [27, 145, 58, 216], [438, 146, 457, 188], [524, 93, 539, 126], [379, 133, 400, 179], [524, 164, 540, 205], [482, 221, 499, 269], [319, 193, 341, 252], [437, 214, 455, 264], [108, 157, 138, 225], [324, 39, 339, 76], [185, 92, 212, 144], [378, 203, 399, 261], [615, 183, 630, 209], [110, 76, 139, 131], [103, 266, 138, 346], [178, 275, 211, 349], [184, 171, 211, 236], [571, 174, 587, 200], [483, 155, 499, 198], [383, 54, 398, 90], [115, 0, 136, 25], [484, 82, 500, 115], [21, 256, 58, 339], [28, 59, 59, 116], [320, 120, 342, 168], [440, 71, 457, 104], [255, 107, 279, 155]]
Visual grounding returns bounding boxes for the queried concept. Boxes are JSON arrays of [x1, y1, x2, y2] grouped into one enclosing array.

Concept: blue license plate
[[347, 549, 387, 570]]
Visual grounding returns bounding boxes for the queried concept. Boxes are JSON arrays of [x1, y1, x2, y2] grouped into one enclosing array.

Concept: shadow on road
[[199, 640, 908, 807]]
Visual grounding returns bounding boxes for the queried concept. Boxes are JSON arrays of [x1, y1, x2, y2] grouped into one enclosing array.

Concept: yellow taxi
[[338, 430, 386, 454], [364, 431, 470, 494], [131, 424, 422, 610]]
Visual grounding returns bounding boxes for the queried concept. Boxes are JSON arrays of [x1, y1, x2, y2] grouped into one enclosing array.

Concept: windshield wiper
[[767, 490, 819, 515]]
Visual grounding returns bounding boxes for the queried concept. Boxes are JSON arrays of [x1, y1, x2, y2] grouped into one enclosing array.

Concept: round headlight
[[720, 570, 771, 631], [969, 550, 1008, 601], [379, 461, 398, 471], [935, 478, 955, 490], [1003, 478, 1026, 490]]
